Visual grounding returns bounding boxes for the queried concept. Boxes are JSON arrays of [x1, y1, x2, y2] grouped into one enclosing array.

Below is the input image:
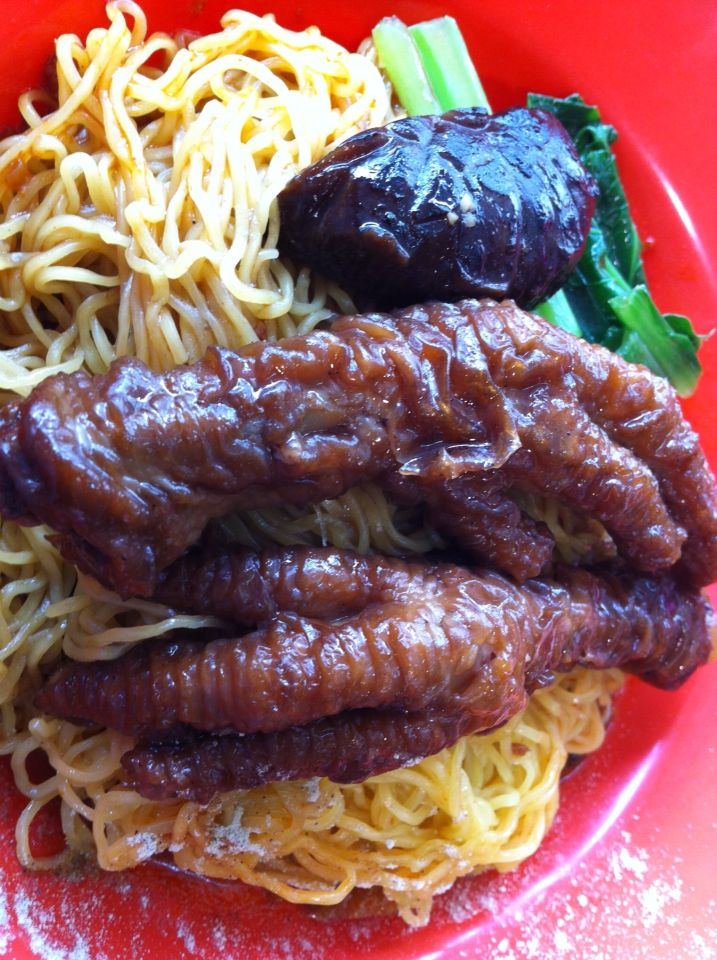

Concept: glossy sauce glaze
[[1, 300, 715, 598], [36, 546, 714, 800], [278, 107, 598, 310]]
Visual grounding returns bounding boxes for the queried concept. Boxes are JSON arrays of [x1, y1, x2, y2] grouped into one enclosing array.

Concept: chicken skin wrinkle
[[35, 546, 714, 801], [1, 299, 715, 594]]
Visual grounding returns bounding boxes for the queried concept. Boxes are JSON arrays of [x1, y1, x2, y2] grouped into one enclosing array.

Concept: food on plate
[[0, 0, 714, 930], [35, 545, 712, 799], [2, 298, 716, 598], [277, 107, 598, 311]]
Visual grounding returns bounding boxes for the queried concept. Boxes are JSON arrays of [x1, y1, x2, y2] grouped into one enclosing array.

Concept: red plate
[[1, 1, 716, 957]]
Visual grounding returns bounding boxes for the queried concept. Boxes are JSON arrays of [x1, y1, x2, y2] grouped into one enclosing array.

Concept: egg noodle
[[0, 0, 623, 926]]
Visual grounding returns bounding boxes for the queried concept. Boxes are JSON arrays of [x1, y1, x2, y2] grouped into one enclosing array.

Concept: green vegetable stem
[[371, 18, 440, 116], [408, 17, 490, 113]]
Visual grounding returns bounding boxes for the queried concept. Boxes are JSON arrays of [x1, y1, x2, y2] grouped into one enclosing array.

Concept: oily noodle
[[0, 1, 623, 926]]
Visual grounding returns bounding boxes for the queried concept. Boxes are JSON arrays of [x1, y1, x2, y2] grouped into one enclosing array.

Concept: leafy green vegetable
[[371, 17, 440, 116], [612, 290, 703, 397], [408, 17, 490, 113], [528, 92, 703, 395], [533, 289, 583, 337], [528, 93, 644, 286]]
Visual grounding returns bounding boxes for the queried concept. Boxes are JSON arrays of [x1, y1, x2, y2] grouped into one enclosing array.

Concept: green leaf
[[526, 93, 602, 142], [562, 224, 627, 343], [664, 312, 703, 351], [528, 92, 643, 285], [529, 92, 703, 394], [610, 286, 702, 396]]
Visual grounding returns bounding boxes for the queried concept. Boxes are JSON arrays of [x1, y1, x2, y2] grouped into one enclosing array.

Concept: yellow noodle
[[11, 667, 622, 925], [0, 1, 626, 927]]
